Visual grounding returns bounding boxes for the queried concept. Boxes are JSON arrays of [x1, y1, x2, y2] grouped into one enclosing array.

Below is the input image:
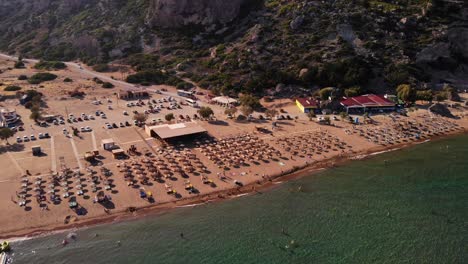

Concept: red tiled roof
[[340, 94, 395, 108], [296, 97, 318, 108]]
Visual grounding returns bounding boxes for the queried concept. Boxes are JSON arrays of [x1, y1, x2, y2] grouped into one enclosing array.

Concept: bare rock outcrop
[[148, 0, 248, 28]]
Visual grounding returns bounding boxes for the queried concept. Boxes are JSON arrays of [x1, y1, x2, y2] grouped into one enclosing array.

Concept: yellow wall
[[296, 100, 305, 113]]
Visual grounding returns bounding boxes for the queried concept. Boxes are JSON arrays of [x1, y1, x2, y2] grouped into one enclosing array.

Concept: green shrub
[[102, 82, 114, 88], [4, 85, 21, 91], [14, 61, 25, 69], [28, 72, 57, 84], [34, 60, 66, 70], [92, 63, 110, 72]]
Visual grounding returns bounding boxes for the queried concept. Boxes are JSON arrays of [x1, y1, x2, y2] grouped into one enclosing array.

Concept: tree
[[344, 86, 362, 97], [240, 105, 253, 117], [265, 109, 279, 119], [165, 113, 175, 122], [416, 90, 433, 103], [239, 94, 262, 109], [307, 111, 316, 121], [133, 113, 148, 123], [0, 128, 14, 144], [396, 84, 415, 104], [434, 92, 447, 102], [224, 107, 237, 117], [443, 84, 460, 101], [339, 112, 348, 119], [318, 87, 335, 101], [30, 110, 42, 122], [197, 107, 214, 119]]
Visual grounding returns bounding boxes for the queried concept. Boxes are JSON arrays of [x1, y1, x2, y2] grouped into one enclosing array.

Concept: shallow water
[[10, 135, 468, 264]]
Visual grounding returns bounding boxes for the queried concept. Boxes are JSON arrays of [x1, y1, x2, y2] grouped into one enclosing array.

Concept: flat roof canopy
[[146, 122, 207, 140], [212, 96, 237, 104]]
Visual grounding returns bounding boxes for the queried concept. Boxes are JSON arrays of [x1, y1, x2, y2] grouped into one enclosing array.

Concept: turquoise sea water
[[10, 135, 468, 264]]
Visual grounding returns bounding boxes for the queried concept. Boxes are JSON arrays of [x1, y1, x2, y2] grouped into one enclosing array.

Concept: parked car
[[44, 132, 50, 138], [38, 133, 44, 139], [119, 122, 125, 127], [23, 136, 29, 142], [106, 124, 113, 129], [112, 123, 118, 128], [30, 135, 36, 140], [85, 126, 92, 132], [16, 137, 22, 143]]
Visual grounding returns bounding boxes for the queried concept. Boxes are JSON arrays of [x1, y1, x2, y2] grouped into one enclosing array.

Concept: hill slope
[[0, 0, 467, 96]]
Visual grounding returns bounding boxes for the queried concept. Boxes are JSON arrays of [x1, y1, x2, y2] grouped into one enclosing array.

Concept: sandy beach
[[0, 56, 467, 240]]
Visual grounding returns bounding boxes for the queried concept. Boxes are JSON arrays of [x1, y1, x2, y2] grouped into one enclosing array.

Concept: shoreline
[[2, 128, 466, 241]]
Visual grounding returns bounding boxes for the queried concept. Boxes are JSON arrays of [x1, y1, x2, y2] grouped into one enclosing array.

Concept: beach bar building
[[340, 94, 396, 114], [295, 97, 319, 113], [145, 122, 207, 141], [117, 88, 149, 100]]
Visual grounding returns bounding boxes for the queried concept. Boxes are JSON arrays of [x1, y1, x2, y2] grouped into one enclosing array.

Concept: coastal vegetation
[[4, 85, 21, 91], [28, 72, 58, 84], [33, 60, 67, 70]]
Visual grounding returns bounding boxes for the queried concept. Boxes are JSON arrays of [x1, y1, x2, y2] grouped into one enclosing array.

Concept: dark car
[[112, 123, 118, 128], [125, 121, 131, 126]]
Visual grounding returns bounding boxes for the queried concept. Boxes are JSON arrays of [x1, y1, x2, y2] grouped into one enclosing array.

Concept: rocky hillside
[[0, 0, 467, 96]]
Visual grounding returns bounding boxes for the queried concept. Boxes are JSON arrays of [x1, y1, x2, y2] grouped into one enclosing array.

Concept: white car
[[80, 127, 86, 132], [38, 133, 44, 139], [89, 115, 95, 120], [100, 114, 106, 118], [106, 124, 113, 129], [85, 126, 92, 132], [30, 135, 36, 140], [108, 105, 113, 110]]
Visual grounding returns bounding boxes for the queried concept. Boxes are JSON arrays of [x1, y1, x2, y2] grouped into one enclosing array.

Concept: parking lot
[[1, 92, 203, 177]]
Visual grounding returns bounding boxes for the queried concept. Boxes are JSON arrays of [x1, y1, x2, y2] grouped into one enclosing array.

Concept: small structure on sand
[[101, 139, 115, 150], [32, 145, 42, 156], [112, 148, 126, 159], [211, 96, 238, 107], [295, 97, 319, 113]]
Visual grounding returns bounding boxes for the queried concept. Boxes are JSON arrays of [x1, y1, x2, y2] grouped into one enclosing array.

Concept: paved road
[[0, 53, 192, 102]]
